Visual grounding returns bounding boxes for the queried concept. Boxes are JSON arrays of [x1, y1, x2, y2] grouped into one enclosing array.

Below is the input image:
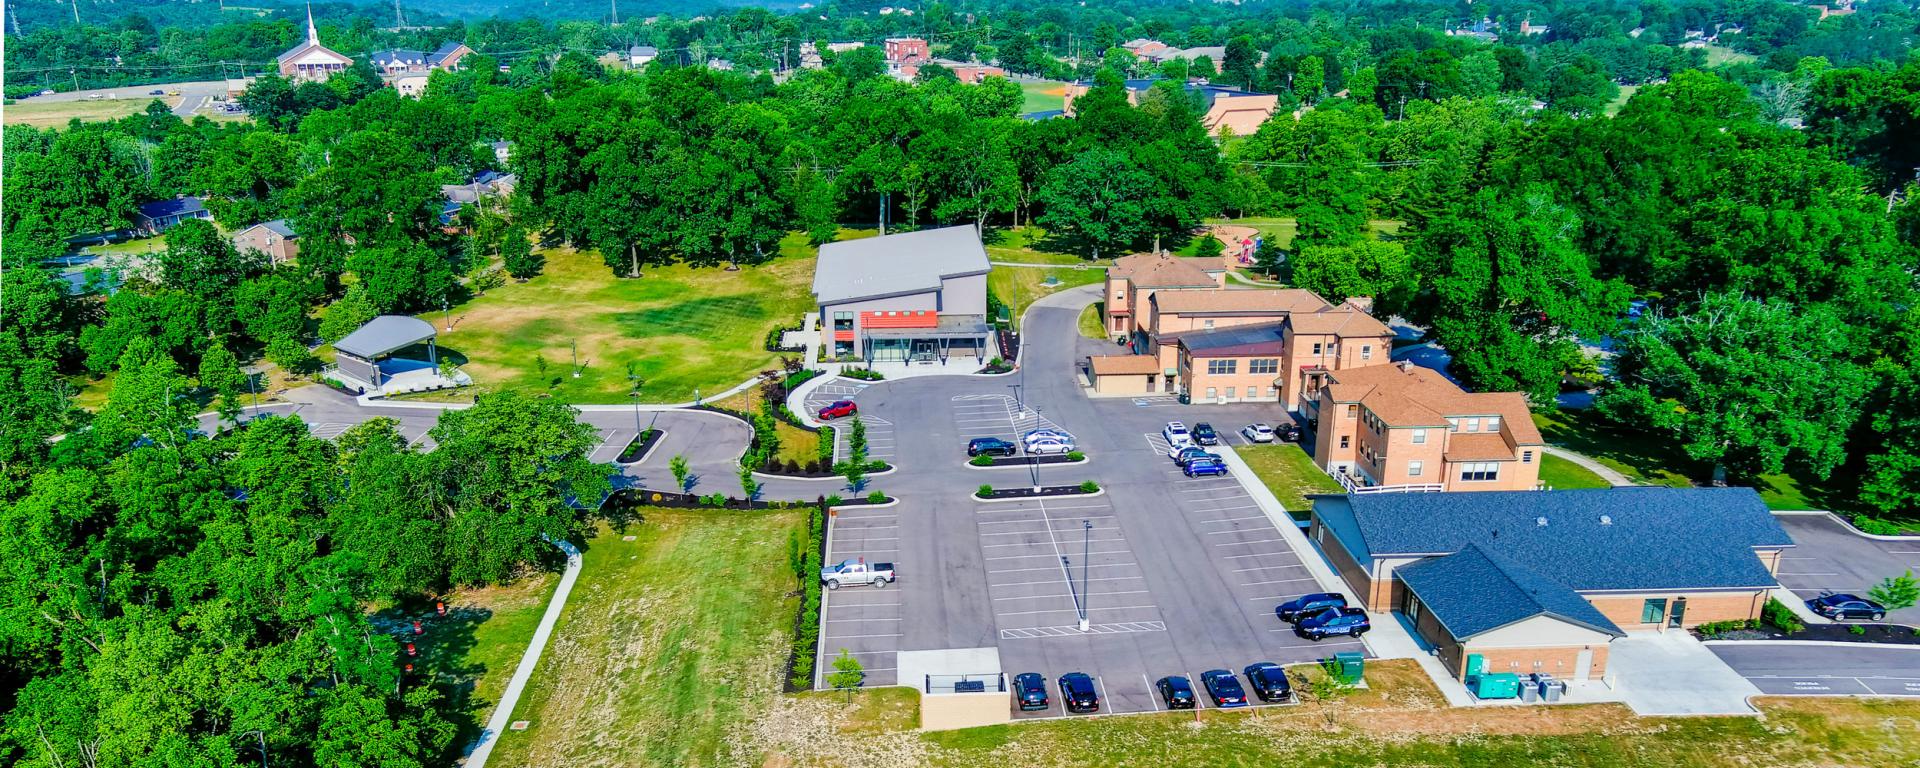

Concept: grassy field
[[1237, 443, 1343, 518], [709, 386, 825, 468], [3, 96, 175, 128], [1531, 410, 1849, 510], [1538, 453, 1613, 490], [1704, 45, 1757, 67], [395, 572, 558, 750], [989, 264, 1105, 329], [1204, 217, 1403, 252], [1018, 79, 1068, 113], [747, 658, 1920, 767], [486, 510, 806, 768], [1605, 84, 1641, 117], [1077, 302, 1106, 340], [427, 235, 821, 404]]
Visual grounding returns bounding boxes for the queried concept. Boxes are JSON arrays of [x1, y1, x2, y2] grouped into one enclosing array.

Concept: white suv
[[1162, 421, 1193, 448]]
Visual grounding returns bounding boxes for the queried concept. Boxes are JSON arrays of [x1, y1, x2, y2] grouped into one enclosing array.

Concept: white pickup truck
[[820, 559, 896, 590]]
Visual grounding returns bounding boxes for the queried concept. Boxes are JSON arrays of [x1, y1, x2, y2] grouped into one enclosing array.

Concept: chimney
[[1396, 360, 1415, 372], [1535, 516, 1548, 527], [1599, 515, 1612, 526]]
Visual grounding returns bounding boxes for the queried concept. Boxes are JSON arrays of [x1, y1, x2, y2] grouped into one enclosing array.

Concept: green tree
[[1296, 55, 1326, 104], [1287, 240, 1412, 306], [738, 461, 760, 500], [1037, 148, 1159, 258], [670, 454, 691, 491], [1599, 292, 1873, 480], [197, 343, 247, 428], [847, 416, 868, 466], [500, 226, 543, 280], [827, 649, 865, 700], [319, 283, 379, 343], [1869, 570, 1919, 611]]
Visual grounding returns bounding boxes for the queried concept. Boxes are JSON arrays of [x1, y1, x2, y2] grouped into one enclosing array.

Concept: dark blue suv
[[1156, 675, 1196, 709], [968, 437, 1017, 457], [1058, 672, 1100, 713], [1243, 662, 1292, 703], [1200, 669, 1248, 708], [1013, 672, 1049, 711], [1276, 593, 1348, 623], [1296, 606, 1371, 640]]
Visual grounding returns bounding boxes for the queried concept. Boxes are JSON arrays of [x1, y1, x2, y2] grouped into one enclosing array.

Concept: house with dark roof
[[369, 41, 472, 75], [811, 226, 994, 365], [1062, 78, 1279, 137], [132, 196, 211, 235], [1308, 487, 1792, 681], [1309, 362, 1544, 492], [232, 219, 300, 264]]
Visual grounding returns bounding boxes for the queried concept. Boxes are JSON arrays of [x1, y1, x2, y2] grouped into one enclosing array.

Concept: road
[[14, 79, 229, 117], [1710, 643, 1920, 697]]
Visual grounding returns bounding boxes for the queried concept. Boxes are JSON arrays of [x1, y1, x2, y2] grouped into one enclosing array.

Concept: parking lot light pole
[[1079, 520, 1092, 632], [1061, 554, 1086, 632]]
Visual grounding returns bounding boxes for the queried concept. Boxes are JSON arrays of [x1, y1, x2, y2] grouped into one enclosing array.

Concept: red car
[[817, 400, 858, 420]]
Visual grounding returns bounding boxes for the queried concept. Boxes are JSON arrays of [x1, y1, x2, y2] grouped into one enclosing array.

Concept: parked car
[[968, 437, 1017, 457], [1276, 593, 1348, 623], [1243, 662, 1293, 703], [1025, 439, 1073, 456], [1058, 672, 1100, 713], [1023, 428, 1074, 447], [1242, 423, 1276, 443], [819, 559, 895, 590], [149, 89, 165, 95], [1170, 446, 1220, 467], [1192, 422, 1220, 446], [817, 400, 858, 420], [1200, 669, 1248, 708], [1273, 421, 1302, 442], [1162, 421, 1192, 448], [1014, 672, 1049, 711], [1296, 606, 1371, 640], [1807, 593, 1887, 621], [1183, 457, 1229, 477], [37, 89, 55, 96], [1156, 675, 1197, 709]]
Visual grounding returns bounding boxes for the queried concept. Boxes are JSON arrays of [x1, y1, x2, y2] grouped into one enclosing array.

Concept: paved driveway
[[1710, 642, 1920, 697], [1609, 631, 1761, 715], [1773, 513, 1920, 626]]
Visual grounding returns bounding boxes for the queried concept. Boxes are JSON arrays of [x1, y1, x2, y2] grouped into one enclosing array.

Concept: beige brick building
[[1101, 252, 1224, 344], [1308, 362, 1544, 492]]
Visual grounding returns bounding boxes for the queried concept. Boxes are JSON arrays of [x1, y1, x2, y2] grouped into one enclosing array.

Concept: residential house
[[1101, 251, 1224, 343], [1308, 362, 1544, 492], [1162, 302, 1393, 407], [1308, 487, 1792, 681], [898, 59, 1007, 84], [1139, 45, 1227, 65], [490, 141, 511, 166], [132, 196, 212, 235], [394, 75, 428, 98], [884, 37, 931, 65], [801, 41, 866, 69], [439, 170, 516, 228], [811, 226, 994, 365], [232, 219, 300, 264], [629, 45, 659, 68], [277, 8, 353, 82], [1063, 78, 1278, 137], [368, 41, 472, 75], [1120, 38, 1170, 57]]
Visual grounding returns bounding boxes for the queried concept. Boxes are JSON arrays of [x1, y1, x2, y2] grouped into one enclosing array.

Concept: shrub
[[1849, 624, 1868, 636], [805, 460, 821, 474], [824, 494, 844, 507], [1079, 480, 1100, 493], [970, 454, 996, 466], [1066, 450, 1085, 462], [1763, 598, 1804, 633], [844, 368, 885, 381], [1694, 619, 1758, 638], [978, 484, 995, 497], [867, 490, 886, 504], [817, 426, 836, 464]]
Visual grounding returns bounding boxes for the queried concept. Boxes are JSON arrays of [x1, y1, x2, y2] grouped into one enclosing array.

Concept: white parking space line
[[995, 576, 1145, 587], [825, 633, 905, 640], [1215, 538, 1286, 547], [1241, 577, 1315, 587], [1232, 564, 1305, 573], [1201, 515, 1270, 525]]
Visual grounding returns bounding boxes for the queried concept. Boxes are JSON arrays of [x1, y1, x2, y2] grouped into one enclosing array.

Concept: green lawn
[[395, 572, 558, 750], [486, 510, 805, 768], [1537, 453, 1612, 490], [1704, 45, 1757, 67], [750, 658, 1920, 767], [1237, 443, 1343, 518], [1531, 410, 1853, 511], [1077, 302, 1105, 340], [989, 264, 1105, 329], [3, 96, 175, 128], [1605, 84, 1641, 117], [1018, 79, 1068, 113], [1204, 216, 1403, 251], [426, 234, 822, 404]]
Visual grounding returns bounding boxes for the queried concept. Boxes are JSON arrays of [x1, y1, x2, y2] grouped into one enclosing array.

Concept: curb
[[1702, 639, 1920, 650], [612, 430, 666, 467], [754, 465, 898, 481], [971, 488, 1106, 503], [1772, 509, 1920, 541], [961, 457, 1091, 471], [830, 498, 901, 510]]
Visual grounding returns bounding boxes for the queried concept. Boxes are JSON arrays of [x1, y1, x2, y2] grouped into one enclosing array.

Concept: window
[[1312, 343, 1323, 355], [1641, 599, 1668, 624], [1448, 417, 1460, 432], [1522, 450, 1533, 464], [1361, 345, 1373, 360], [1459, 462, 1500, 481], [1465, 418, 1480, 433], [1408, 460, 1424, 477], [1486, 416, 1501, 431], [1265, 386, 1278, 398], [833, 311, 854, 331], [1205, 387, 1218, 400], [1411, 429, 1427, 445], [1206, 359, 1237, 375], [1346, 404, 1358, 417], [1406, 596, 1423, 625], [1339, 435, 1351, 449], [1116, 291, 1126, 300], [1224, 387, 1236, 399], [1249, 358, 1278, 374], [1203, 319, 1215, 329]]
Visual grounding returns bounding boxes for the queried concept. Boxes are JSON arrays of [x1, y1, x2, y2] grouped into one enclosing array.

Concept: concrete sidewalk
[[463, 537, 586, 767], [1540, 445, 1635, 487]]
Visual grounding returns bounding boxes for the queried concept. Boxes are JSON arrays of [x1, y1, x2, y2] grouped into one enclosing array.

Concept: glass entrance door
[[1668, 597, 1687, 628], [911, 340, 936, 362]]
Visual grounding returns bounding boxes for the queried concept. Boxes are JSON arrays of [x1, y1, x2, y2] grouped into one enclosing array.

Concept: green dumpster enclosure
[[1333, 652, 1365, 684]]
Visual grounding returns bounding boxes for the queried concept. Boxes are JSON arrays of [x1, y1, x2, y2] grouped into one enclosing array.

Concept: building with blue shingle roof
[[1307, 487, 1791, 682]]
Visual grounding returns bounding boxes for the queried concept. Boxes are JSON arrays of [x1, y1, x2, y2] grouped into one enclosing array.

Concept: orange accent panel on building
[[859, 310, 939, 329], [833, 330, 855, 342]]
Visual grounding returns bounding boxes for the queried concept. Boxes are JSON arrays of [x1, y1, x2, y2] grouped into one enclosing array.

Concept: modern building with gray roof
[[1307, 487, 1792, 683], [329, 315, 467, 395], [811, 226, 994, 366]]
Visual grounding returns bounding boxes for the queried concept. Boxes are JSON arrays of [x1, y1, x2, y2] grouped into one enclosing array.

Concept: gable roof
[[335, 315, 436, 359], [1318, 487, 1792, 592], [811, 225, 990, 305], [427, 41, 469, 65], [1398, 544, 1626, 640], [1110, 252, 1215, 288], [1152, 288, 1330, 316], [237, 218, 297, 239], [1088, 354, 1160, 376], [136, 196, 207, 220], [1324, 364, 1542, 442], [277, 41, 353, 65], [369, 48, 427, 66]]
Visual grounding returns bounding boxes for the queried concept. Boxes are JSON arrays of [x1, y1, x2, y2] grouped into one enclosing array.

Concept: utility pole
[[1079, 520, 1091, 632], [69, 0, 78, 24], [393, 0, 406, 28], [610, 0, 618, 26]]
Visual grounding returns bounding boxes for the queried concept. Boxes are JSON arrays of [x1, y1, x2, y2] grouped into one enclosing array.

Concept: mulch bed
[[615, 428, 663, 463], [608, 488, 893, 511], [974, 455, 1085, 468], [975, 484, 1097, 500], [1702, 623, 1920, 645]]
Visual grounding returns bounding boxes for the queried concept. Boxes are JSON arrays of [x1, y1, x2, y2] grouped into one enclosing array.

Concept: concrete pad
[[898, 647, 1003, 693], [1610, 631, 1760, 715]]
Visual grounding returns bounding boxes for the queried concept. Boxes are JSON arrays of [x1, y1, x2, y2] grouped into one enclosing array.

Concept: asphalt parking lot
[[1772, 513, 1920, 626], [818, 503, 906, 687], [1710, 643, 1920, 697]]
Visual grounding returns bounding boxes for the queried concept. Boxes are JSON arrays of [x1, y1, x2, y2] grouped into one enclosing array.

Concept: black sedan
[[1156, 675, 1196, 709], [1276, 592, 1348, 623], [1199, 669, 1248, 708], [1243, 662, 1292, 703], [1013, 672, 1049, 711], [1058, 672, 1100, 713], [968, 437, 1018, 457], [1807, 593, 1887, 621]]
